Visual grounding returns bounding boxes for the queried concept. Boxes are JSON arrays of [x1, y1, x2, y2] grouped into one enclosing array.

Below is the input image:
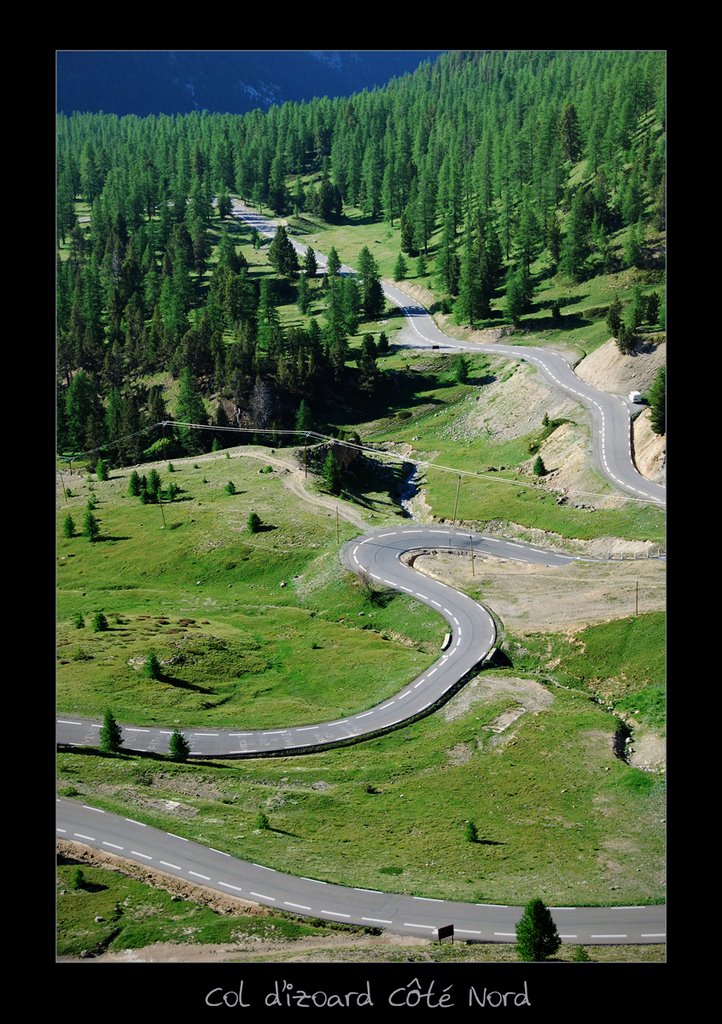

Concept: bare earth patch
[[57, 840, 271, 916], [629, 729, 666, 772], [633, 407, 666, 484], [410, 552, 665, 632], [443, 673, 554, 722], [575, 336, 666, 396], [453, 361, 579, 443], [81, 932, 431, 964]]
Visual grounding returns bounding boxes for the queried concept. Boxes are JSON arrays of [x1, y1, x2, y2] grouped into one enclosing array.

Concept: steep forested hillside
[[56, 50, 665, 467]]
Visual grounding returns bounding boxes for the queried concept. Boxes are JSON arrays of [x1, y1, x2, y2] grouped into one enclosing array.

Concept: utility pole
[[58, 470, 69, 504], [469, 534, 475, 576], [635, 580, 639, 617], [452, 475, 461, 525], [336, 506, 340, 545], [158, 491, 167, 529], [304, 435, 309, 478]]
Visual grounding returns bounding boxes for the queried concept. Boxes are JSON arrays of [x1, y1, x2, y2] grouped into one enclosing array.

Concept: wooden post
[[452, 475, 461, 525]]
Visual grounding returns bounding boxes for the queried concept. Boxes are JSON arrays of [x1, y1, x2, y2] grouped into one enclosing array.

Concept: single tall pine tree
[[99, 708, 123, 753], [515, 898, 561, 961]]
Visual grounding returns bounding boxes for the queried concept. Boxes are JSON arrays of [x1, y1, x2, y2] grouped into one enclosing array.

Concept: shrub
[[68, 867, 86, 891], [572, 945, 591, 962], [224, 480, 236, 495], [147, 469, 162, 499], [92, 611, 108, 632], [143, 652, 161, 679], [464, 820, 478, 843], [96, 457, 109, 481], [73, 612, 84, 629], [99, 709, 123, 753], [128, 471, 141, 497], [256, 811, 270, 830], [167, 462, 175, 473], [168, 729, 191, 762], [212, 438, 221, 452]]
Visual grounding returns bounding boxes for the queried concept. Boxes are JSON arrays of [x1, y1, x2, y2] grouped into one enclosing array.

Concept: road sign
[[436, 924, 454, 942]]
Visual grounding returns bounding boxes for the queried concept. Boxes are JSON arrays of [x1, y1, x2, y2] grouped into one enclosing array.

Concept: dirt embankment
[[57, 839, 270, 917], [453, 362, 579, 443], [408, 551, 665, 633], [632, 408, 666, 485], [575, 337, 665, 396]]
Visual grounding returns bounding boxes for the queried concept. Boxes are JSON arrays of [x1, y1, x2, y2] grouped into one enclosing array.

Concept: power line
[[57, 420, 666, 509]]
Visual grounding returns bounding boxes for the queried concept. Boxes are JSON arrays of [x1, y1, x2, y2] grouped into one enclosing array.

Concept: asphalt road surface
[[57, 797, 665, 945], [231, 200, 665, 508], [57, 526, 666, 945], [56, 528, 573, 757], [58, 200, 666, 948]]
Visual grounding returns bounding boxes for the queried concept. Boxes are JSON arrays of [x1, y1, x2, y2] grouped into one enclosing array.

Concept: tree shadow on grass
[[159, 674, 213, 695], [93, 536, 131, 543], [475, 838, 506, 846], [255, 523, 277, 533]]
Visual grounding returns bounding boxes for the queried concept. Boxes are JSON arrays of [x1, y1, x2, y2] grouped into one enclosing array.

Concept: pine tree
[[559, 103, 583, 162], [393, 253, 407, 281], [296, 274, 310, 314], [607, 295, 623, 338], [515, 898, 561, 961], [99, 708, 123, 753], [464, 820, 478, 843], [147, 469, 162, 501], [326, 247, 341, 277], [377, 331, 389, 355], [304, 247, 318, 278], [647, 366, 665, 435], [295, 399, 314, 433], [616, 320, 636, 355], [143, 652, 161, 679], [323, 449, 342, 495], [628, 286, 646, 331], [453, 355, 469, 384], [505, 268, 526, 326], [128, 470, 141, 497], [416, 254, 427, 277], [175, 367, 208, 453], [400, 211, 416, 256], [247, 511, 262, 533], [646, 292, 661, 327], [62, 514, 76, 538], [455, 230, 482, 326], [83, 509, 100, 542], [560, 192, 591, 281], [268, 225, 298, 279], [92, 611, 108, 632], [169, 729, 191, 762], [256, 811, 270, 830], [533, 455, 547, 477], [623, 222, 643, 269]]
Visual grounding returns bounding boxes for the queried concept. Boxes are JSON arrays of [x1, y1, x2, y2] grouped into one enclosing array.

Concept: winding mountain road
[[57, 526, 666, 945], [57, 202, 666, 949], [233, 200, 665, 508]]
